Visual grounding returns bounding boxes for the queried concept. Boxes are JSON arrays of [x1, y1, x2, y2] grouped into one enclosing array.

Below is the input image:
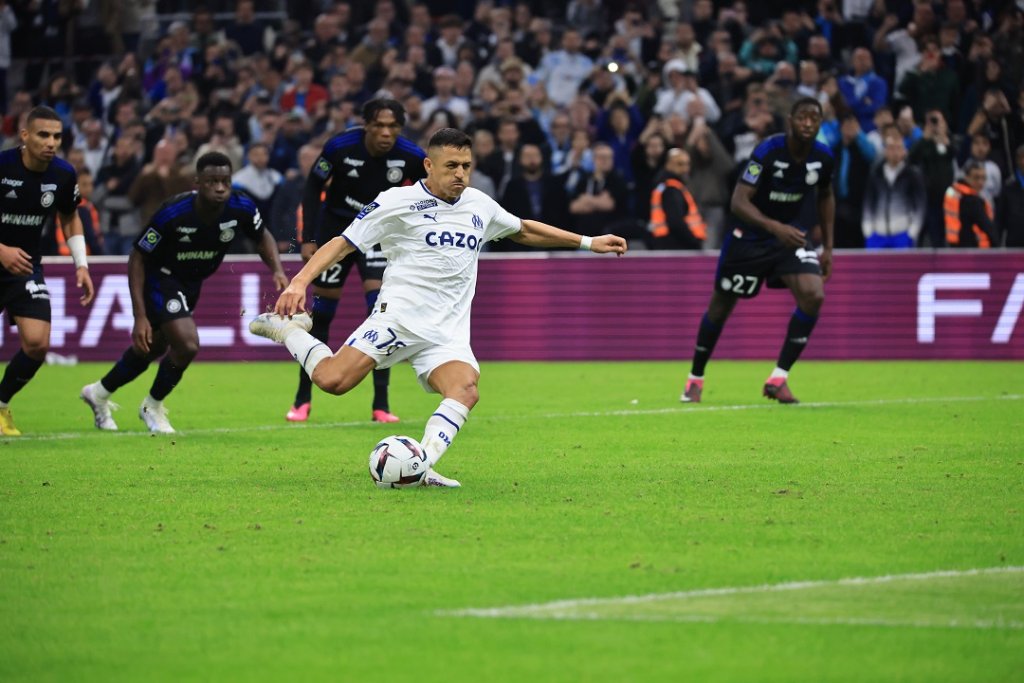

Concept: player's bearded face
[[196, 167, 232, 203], [425, 146, 473, 201]]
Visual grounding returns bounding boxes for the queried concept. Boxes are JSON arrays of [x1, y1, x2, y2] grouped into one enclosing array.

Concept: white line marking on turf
[[6, 394, 1021, 442], [438, 566, 1024, 630], [490, 613, 1024, 630]]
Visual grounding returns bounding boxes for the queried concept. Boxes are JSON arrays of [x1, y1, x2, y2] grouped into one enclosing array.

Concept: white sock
[[421, 398, 470, 467], [770, 367, 789, 380], [284, 329, 333, 378], [143, 394, 162, 407], [688, 373, 703, 381], [92, 381, 112, 400]]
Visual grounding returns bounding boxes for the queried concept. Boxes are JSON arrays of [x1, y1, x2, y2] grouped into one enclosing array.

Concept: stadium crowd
[[2, 0, 1023, 255]]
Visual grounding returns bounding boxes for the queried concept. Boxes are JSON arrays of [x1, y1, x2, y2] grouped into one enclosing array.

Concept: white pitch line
[[3, 394, 1021, 442], [438, 566, 1024, 630], [493, 612, 1024, 631]]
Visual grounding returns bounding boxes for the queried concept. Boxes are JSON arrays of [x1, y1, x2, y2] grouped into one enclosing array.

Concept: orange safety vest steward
[[55, 199, 102, 255], [649, 177, 706, 240], [943, 181, 992, 248]]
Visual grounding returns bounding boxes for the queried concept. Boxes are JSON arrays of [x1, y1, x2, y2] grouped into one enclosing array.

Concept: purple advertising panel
[[12, 252, 1023, 362]]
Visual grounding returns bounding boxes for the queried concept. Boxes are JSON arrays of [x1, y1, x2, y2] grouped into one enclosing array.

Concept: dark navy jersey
[[731, 134, 834, 239], [305, 128, 426, 237], [0, 147, 79, 273], [135, 191, 264, 281]]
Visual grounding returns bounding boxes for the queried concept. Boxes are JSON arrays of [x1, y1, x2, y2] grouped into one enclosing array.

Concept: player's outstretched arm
[[274, 235, 356, 316], [510, 219, 628, 255]]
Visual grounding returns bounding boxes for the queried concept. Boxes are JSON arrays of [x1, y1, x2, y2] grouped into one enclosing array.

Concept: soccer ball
[[368, 435, 428, 488]]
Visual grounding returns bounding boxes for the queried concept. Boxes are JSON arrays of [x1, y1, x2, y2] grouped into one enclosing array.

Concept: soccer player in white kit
[[249, 128, 628, 487]]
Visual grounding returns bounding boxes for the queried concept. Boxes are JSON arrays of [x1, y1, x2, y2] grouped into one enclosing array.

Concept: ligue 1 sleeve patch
[[741, 160, 763, 184], [138, 227, 162, 252], [312, 158, 332, 179], [356, 202, 380, 219]]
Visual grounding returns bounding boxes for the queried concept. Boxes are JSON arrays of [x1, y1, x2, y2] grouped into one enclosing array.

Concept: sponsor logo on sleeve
[[139, 227, 162, 252], [741, 160, 763, 184], [356, 201, 380, 219], [312, 158, 332, 179]]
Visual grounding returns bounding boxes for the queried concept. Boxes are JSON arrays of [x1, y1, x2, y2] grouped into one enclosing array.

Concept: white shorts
[[344, 316, 479, 393]]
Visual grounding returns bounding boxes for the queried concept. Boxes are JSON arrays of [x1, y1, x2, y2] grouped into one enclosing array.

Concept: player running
[[0, 106, 95, 436], [289, 98, 425, 424], [80, 152, 288, 433], [249, 128, 627, 487], [681, 97, 835, 404]]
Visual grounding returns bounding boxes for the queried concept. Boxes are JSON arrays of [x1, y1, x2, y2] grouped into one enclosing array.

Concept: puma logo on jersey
[[423, 213, 437, 222]]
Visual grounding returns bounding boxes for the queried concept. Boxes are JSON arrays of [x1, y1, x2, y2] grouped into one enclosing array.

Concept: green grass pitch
[[1, 360, 1022, 682]]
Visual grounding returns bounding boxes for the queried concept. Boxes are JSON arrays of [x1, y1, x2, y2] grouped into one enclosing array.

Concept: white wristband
[[67, 234, 88, 269], [578, 235, 593, 251]]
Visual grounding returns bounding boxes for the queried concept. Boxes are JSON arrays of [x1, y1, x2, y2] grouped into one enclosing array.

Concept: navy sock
[[691, 313, 724, 377], [372, 368, 390, 412], [777, 307, 818, 372], [149, 356, 187, 401], [295, 296, 338, 406], [0, 350, 44, 403], [100, 348, 152, 394], [365, 289, 390, 412]]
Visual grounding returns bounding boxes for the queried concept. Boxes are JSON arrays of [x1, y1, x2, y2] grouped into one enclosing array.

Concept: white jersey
[[342, 181, 522, 344]]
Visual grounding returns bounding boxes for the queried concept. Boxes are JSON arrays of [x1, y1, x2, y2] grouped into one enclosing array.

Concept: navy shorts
[[144, 271, 202, 328], [0, 269, 52, 323], [715, 230, 821, 299], [314, 248, 386, 289], [314, 211, 385, 289]]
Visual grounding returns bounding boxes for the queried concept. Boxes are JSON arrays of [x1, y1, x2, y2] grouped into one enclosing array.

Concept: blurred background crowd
[[2, 0, 1022, 255]]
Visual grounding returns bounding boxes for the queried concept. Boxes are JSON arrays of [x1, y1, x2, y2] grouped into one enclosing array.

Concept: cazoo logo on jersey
[[425, 231, 482, 250]]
